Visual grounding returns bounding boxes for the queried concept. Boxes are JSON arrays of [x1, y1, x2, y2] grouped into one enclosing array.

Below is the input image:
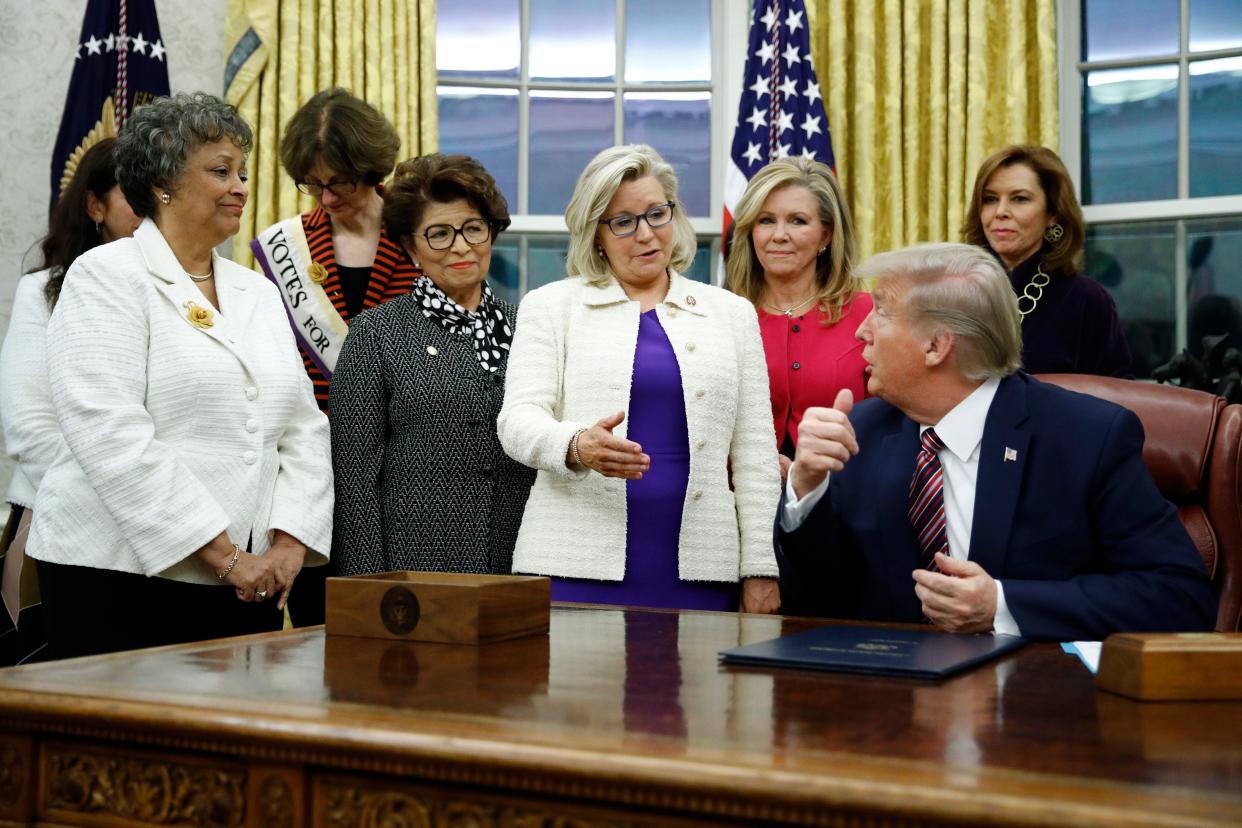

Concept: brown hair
[[961, 144, 1084, 278], [32, 137, 121, 308], [726, 157, 858, 325], [279, 88, 400, 186], [382, 154, 511, 242]]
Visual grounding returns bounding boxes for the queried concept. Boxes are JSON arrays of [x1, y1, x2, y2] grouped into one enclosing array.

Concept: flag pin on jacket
[[1004, 447, 1018, 463]]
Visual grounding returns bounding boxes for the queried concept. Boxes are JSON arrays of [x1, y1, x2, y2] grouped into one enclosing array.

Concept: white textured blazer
[[27, 220, 333, 585], [497, 270, 780, 583], [0, 269, 58, 509]]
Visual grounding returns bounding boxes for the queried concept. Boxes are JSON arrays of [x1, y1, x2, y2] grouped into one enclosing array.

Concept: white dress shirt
[[781, 377, 1021, 635]]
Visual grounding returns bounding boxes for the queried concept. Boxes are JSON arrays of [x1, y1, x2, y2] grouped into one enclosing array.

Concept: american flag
[[50, 0, 170, 209], [723, 0, 834, 256]]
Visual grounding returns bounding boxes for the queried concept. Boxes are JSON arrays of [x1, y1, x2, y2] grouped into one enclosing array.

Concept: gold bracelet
[[216, 544, 242, 581]]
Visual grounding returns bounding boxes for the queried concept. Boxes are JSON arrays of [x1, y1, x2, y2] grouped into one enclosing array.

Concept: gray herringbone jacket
[[329, 293, 534, 576]]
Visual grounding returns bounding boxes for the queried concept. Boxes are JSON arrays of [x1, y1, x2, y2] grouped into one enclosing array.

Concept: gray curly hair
[[115, 92, 253, 218]]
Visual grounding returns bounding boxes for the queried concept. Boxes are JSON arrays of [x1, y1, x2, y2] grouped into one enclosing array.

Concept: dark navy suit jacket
[[776, 372, 1217, 641]]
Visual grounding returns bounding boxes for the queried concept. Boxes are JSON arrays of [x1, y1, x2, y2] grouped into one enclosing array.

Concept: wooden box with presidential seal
[[324, 571, 550, 645]]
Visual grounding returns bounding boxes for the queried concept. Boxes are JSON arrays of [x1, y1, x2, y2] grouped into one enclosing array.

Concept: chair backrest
[[1038, 373, 1242, 632]]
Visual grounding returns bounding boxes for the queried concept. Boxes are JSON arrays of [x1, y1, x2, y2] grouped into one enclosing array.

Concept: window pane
[[1187, 217, 1242, 367], [489, 236, 521, 307], [528, 236, 570, 289], [1084, 221, 1177, 378], [1190, 0, 1242, 52], [1083, 0, 1178, 61], [529, 92, 615, 215], [436, 0, 519, 80], [625, 0, 710, 82], [623, 93, 711, 216], [529, 0, 615, 81], [437, 88, 519, 209], [1190, 58, 1242, 197], [1082, 66, 1178, 204], [683, 240, 715, 284]]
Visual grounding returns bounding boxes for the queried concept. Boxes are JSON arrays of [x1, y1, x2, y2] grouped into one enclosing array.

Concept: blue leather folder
[[719, 625, 1026, 679]]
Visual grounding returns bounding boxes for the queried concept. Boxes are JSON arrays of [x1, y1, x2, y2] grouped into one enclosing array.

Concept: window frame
[[1057, 0, 1242, 354], [435, 0, 751, 291]]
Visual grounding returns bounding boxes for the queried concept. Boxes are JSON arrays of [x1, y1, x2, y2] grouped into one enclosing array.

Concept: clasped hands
[[791, 389, 997, 634], [198, 530, 307, 610]]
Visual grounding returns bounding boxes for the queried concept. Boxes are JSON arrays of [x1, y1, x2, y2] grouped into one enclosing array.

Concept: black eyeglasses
[[296, 178, 360, 198], [598, 201, 676, 238], [420, 218, 494, 250]]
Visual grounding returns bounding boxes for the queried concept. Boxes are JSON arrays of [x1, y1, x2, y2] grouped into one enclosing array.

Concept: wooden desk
[[0, 606, 1238, 827]]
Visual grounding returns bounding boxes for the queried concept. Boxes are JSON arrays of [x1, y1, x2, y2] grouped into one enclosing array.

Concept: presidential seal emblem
[[380, 586, 421, 635]]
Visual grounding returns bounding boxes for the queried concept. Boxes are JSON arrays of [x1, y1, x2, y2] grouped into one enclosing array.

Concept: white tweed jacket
[[497, 270, 780, 583], [0, 269, 58, 509], [27, 220, 333, 584]]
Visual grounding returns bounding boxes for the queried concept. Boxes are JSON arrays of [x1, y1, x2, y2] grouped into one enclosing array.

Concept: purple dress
[[551, 310, 739, 611]]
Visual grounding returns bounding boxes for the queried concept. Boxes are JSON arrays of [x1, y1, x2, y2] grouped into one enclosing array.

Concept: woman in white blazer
[[498, 145, 781, 613], [0, 138, 139, 665], [27, 94, 333, 660]]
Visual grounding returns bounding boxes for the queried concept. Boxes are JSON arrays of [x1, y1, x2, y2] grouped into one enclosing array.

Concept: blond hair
[[726, 158, 858, 324], [857, 243, 1022, 380], [564, 144, 697, 284]]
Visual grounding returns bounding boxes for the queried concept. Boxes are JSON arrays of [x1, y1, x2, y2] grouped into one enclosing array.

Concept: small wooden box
[[1096, 632, 1242, 701], [325, 571, 550, 645]]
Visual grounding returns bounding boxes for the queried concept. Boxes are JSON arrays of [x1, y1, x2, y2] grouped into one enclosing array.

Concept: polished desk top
[[1, 606, 1240, 826]]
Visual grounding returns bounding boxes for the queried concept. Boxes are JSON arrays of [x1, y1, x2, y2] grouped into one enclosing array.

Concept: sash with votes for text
[[251, 217, 349, 379]]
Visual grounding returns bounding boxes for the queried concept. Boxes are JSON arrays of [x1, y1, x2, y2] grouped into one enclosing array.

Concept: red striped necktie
[[908, 428, 948, 571]]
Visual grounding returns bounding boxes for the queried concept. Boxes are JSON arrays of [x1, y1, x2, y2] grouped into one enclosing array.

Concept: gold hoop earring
[[1044, 223, 1064, 243]]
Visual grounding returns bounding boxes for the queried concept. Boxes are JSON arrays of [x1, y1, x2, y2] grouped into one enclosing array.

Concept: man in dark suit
[[778, 243, 1216, 641]]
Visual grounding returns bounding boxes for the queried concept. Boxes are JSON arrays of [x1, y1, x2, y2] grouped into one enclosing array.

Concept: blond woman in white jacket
[[498, 145, 781, 613], [27, 95, 332, 660]]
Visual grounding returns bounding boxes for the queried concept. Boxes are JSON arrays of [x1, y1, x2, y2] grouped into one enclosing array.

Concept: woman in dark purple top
[[963, 145, 1132, 378]]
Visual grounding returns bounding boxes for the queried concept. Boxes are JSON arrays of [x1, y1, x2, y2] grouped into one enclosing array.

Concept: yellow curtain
[[223, 0, 438, 265], [805, 0, 1058, 259]]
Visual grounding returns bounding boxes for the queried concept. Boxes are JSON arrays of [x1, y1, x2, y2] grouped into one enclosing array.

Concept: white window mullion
[[1177, 0, 1190, 201], [518, 0, 532, 215], [615, 0, 626, 147]]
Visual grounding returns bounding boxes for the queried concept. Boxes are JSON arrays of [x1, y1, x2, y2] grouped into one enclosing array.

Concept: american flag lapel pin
[[1003, 447, 1018, 463]]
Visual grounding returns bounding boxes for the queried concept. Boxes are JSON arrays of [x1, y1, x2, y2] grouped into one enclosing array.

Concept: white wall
[[0, 0, 228, 491]]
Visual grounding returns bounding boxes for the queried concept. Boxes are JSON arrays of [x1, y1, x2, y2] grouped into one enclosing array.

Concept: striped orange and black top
[[299, 205, 420, 411]]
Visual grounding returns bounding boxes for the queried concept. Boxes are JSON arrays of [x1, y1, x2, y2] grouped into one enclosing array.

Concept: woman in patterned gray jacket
[[329, 155, 534, 576]]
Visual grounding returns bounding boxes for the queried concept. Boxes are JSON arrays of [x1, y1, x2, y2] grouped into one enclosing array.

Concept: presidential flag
[[50, 0, 170, 208], [723, 0, 834, 258]]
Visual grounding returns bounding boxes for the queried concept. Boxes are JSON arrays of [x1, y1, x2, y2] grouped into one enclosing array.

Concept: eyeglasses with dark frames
[[296, 178, 360, 198], [597, 201, 676, 238], [420, 218, 495, 250]]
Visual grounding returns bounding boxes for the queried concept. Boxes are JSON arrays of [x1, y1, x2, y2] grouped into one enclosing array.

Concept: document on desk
[[719, 625, 1026, 679]]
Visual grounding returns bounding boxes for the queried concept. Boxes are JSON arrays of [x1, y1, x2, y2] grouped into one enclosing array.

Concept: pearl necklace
[[1016, 263, 1050, 321], [186, 269, 214, 283]]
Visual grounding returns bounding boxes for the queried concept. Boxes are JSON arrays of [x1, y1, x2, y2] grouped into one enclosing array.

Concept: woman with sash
[[250, 89, 418, 625]]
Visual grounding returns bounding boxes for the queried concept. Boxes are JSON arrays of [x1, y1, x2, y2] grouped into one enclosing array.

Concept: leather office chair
[[1038, 374, 1242, 632]]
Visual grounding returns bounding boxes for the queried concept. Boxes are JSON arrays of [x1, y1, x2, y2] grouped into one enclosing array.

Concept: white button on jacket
[[27, 220, 333, 584]]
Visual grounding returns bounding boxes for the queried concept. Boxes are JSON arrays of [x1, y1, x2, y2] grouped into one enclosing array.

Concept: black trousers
[[286, 560, 331, 627], [36, 559, 283, 661]]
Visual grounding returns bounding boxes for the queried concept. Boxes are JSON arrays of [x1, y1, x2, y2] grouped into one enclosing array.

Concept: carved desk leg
[[0, 733, 34, 825]]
